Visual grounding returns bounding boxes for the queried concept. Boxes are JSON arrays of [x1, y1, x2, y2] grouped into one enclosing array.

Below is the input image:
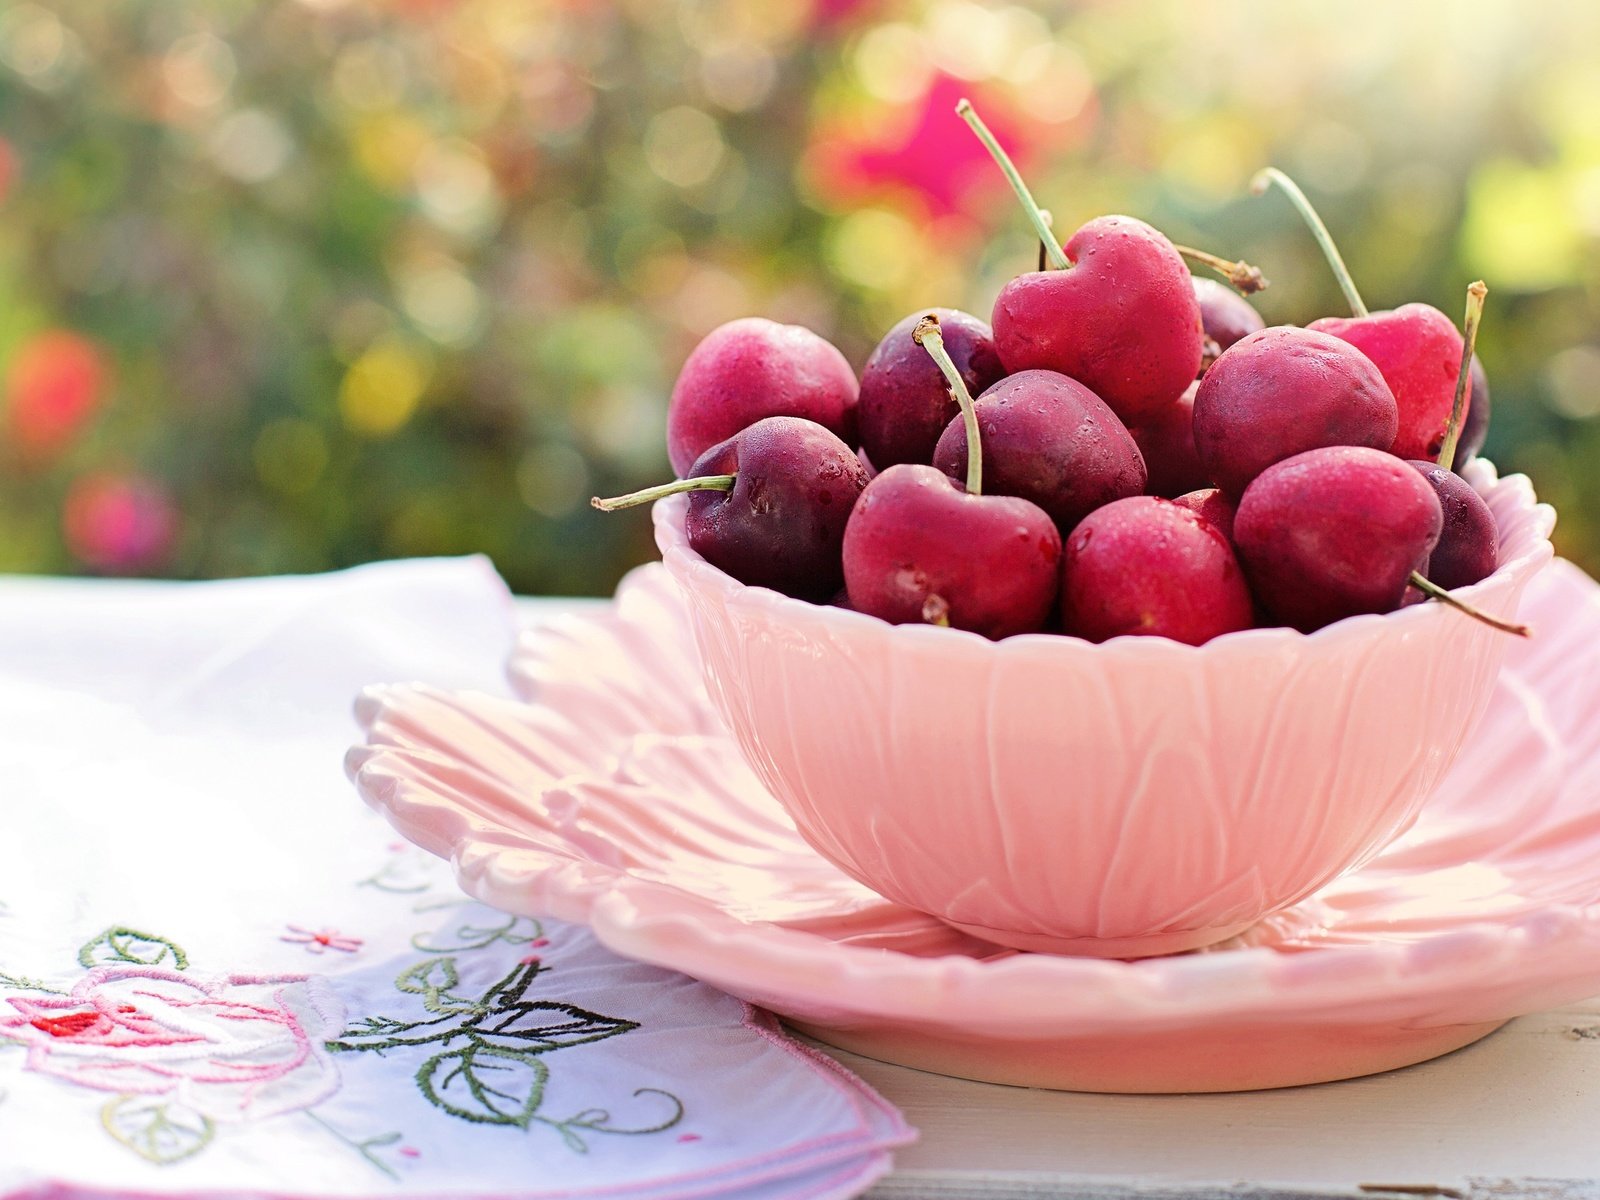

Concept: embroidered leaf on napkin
[[101, 1095, 213, 1163], [78, 928, 189, 971], [418, 1043, 549, 1127]]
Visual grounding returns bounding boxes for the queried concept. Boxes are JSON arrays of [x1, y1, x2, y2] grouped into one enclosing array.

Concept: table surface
[[508, 598, 1600, 1199]]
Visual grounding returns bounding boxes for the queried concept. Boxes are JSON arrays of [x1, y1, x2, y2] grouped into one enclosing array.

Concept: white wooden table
[[829, 1003, 1600, 1199], [519, 598, 1600, 1200]]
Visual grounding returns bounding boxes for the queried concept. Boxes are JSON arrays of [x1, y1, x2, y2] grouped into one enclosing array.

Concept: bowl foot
[[941, 918, 1257, 958], [791, 1016, 1507, 1093]]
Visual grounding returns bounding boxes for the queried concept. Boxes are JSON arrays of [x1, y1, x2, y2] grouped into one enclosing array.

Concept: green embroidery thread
[[303, 1111, 403, 1180], [539, 1088, 687, 1153], [410, 911, 542, 954], [101, 1095, 214, 1164], [77, 927, 189, 970], [329, 954, 682, 1142], [0, 971, 63, 994]]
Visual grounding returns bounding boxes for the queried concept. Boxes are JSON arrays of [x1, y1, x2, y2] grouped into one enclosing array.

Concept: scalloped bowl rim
[[653, 458, 1556, 656]]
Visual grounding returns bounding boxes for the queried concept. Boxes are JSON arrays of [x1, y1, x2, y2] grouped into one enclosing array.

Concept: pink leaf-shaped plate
[[348, 557, 1600, 1093]]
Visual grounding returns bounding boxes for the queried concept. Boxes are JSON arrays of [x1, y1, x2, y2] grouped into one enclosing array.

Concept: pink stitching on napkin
[[0, 967, 339, 1123], [280, 925, 363, 955]]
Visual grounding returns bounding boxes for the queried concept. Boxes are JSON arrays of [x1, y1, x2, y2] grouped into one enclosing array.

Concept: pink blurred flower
[[808, 76, 1043, 220], [0, 966, 343, 1123], [5, 330, 110, 462], [808, 0, 883, 31], [0, 137, 15, 204], [62, 473, 179, 574]]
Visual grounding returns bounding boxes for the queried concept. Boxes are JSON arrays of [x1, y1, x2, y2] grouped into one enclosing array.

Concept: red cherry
[[1171, 487, 1237, 543], [1234, 446, 1444, 632], [1253, 168, 1472, 461], [666, 318, 858, 477], [1130, 381, 1207, 498], [841, 315, 1060, 639], [1310, 305, 1466, 460], [842, 465, 1061, 639], [1192, 326, 1398, 497], [956, 99, 1253, 425], [1059, 497, 1254, 646]]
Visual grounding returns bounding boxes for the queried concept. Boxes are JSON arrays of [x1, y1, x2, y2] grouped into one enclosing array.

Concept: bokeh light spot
[[164, 33, 236, 109], [644, 106, 725, 189], [339, 339, 431, 436], [517, 441, 591, 518], [825, 207, 919, 291], [209, 109, 295, 184]]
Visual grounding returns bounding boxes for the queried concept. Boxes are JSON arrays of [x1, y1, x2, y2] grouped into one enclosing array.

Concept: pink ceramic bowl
[[654, 461, 1555, 958]]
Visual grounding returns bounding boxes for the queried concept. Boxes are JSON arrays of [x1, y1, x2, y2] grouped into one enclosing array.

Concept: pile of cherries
[[597, 102, 1523, 646]]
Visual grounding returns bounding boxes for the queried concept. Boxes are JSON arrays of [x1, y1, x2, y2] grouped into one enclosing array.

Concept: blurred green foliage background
[[1, 0, 1597, 593]]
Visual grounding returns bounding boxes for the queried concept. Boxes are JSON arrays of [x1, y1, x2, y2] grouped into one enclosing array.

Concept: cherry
[[1171, 487, 1237, 542], [1235, 444, 1526, 636], [1453, 355, 1491, 469], [1234, 446, 1443, 632], [1192, 325, 1399, 497], [1409, 461, 1497, 590], [1193, 277, 1266, 371], [594, 416, 867, 601], [958, 99, 1265, 425], [1411, 282, 1497, 591], [842, 316, 1061, 639], [931, 368, 1147, 531], [666, 317, 859, 477], [1059, 497, 1255, 645], [1254, 168, 1470, 461], [858, 308, 1005, 469], [1130, 381, 1207, 498]]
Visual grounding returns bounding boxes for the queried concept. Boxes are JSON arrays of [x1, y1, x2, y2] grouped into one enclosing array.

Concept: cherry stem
[[1436, 281, 1487, 469], [1251, 167, 1368, 317], [1171, 245, 1269, 295], [591, 474, 736, 511], [956, 98, 1070, 271], [913, 313, 983, 496], [1409, 571, 1530, 637], [1037, 208, 1053, 273]]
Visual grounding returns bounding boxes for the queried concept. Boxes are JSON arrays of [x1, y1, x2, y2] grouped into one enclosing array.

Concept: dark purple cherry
[[1234, 446, 1443, 632], [858, 308, 1004, 469], [1193, 277, 1266, 372], [1193, 326, 1398, 497], [841, 315, 1060, 639], [1059, 497, 1254, 646], [932, 368, 1146, 531], [1453, 356, 1491, 470], [1407, 461, 1498, 590], [595, 416, 867, 601], [1130, 381, 1207, 498], [666, 317, 858, 477]]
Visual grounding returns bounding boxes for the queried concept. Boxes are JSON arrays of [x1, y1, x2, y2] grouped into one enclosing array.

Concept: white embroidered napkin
[[0, 559, 912, 1198]]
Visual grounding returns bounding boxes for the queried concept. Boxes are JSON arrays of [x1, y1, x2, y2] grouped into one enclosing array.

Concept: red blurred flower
[[62, 473, 179, 575], [808, 75, 1043, 221], [809, 0, 884, 32], [5, 330, 110, 463], [0, 137, 15, 204]]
